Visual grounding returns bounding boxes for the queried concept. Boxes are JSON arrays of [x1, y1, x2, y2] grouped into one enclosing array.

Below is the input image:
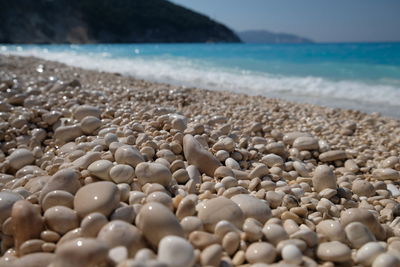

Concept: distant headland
[[238, 30, 314, 44], [0, 0, 240, 44]]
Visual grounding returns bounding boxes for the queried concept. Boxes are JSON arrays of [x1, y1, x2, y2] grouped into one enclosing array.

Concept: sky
[[169, 0, 400, 43]]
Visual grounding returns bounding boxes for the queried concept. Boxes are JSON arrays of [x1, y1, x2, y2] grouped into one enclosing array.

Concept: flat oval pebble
[[157, 236, 195, 267], [74, 181, 120, 217], [109, 164, 134, 183], [319, 150, 347, 162], [317, 241, 351, 262], [73, 105, 101, 121], [372, 253, 400, 267], [42, 190, 74, 211], [183, 134, 221, 176], [293, 136, 319, 151], [87, 159, 113, 181], [340, 208, 385, 240], [39, 168, 81, 203], [352, 179, 375, 197], [136, 202, 184, 247], [135, 162, 172, 187], [7, 148, 35, 170], [356, 242, 385, 266], [53, 238, 108, 267], [231, 194, 271, 224], [344, 222, 376, 248], [197, 197, 244, 231], [44, 206, 79, 234], [372, 168, 400, 180], [245, 242, 277, 264]]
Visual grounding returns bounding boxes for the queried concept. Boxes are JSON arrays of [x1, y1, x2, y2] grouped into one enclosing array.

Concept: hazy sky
[[170, 0, 400, 43]]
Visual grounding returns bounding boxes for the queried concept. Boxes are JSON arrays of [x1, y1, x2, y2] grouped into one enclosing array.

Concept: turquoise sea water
[[2, 43, 400, 117]]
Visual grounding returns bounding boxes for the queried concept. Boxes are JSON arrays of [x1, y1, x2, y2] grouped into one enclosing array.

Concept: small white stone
[[282, 244, 303, 265], [157, 236, 195, 267], [356, 242, 385, 266], [108, 246, 128, 264]]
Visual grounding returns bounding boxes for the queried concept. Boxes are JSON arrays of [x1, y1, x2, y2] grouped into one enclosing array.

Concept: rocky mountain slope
[[0, 0, 240, 43]]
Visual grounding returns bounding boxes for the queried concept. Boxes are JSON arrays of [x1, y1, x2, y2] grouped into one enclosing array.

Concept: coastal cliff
[[0, 0, 240, 44]]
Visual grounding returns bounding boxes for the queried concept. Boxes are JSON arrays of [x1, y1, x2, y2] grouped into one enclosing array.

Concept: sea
[[1, 43, 400, 118]]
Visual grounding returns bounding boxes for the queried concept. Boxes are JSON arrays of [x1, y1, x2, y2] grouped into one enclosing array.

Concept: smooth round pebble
[[109, 164, 134, 183], [245, 242, 277, 264], [74, 181, 120, 217], [44, 206, 79, 235], [282, 244, 303, 265]]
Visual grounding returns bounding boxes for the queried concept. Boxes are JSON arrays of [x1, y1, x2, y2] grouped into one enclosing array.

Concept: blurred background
[[1, 0, 400, 117]]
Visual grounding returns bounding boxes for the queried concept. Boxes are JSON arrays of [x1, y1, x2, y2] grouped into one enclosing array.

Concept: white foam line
[[2, 48, 400, 117]]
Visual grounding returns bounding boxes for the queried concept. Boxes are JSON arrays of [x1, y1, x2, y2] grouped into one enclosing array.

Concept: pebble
[[114, 145, 144, 167], [41, 190, 74, 211], [87, 159, 114, 181], [54, 125, 83, 143], [293, 136, 319, 151], [200, 244, 223, 267], [317, 241, 351, 262], [352, 179, 375, 197], [158, 236, 195, 267], [197, 197, 244, 231], [0, 191, 23, 224], [74, 181, 120, 217], [316, 220, 346, 243], [312, 165, 337, 192], [53, 238, 109, 267], [372, 253, 400, 267], [372, 168, 400, 180], [345, 222, 376, 248], [80, 116, 101, 135], [73, 105, 101, 121], [10, 253, 54, 267], [80, 212, 108, 237], [245, 242, 277, 264], [340, 208, 385, 240], [109, 164, 134, 183], [97, 220, 144, 257], [319, 150, 347, 162], [136, 202, 184, 247], [183, 134, 221, 176], [7, 148, 35, 170], [231, 194, 271, 224], [39, 168, 81, 203], [135, 162, 172, 187], [44, 206, 79, 234], [11, 200, 44, 254], [282, 244, 303, 265], [355, 242, 385, 266]]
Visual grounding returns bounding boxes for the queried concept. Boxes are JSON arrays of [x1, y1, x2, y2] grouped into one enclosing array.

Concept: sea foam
[[2, 46, 400, 118]]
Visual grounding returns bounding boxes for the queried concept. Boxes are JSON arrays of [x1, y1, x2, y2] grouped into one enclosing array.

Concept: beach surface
[[0, 54, 400, 266]]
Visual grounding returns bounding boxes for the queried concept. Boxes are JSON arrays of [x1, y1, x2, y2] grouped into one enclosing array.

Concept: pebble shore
[[0, 54, 400, 267]]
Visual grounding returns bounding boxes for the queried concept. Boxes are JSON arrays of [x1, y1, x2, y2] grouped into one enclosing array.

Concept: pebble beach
[[0, 54, 400, 266]]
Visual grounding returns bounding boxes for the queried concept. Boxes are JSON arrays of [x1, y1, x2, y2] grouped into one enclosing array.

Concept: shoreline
[[0, 54, 400, 266]]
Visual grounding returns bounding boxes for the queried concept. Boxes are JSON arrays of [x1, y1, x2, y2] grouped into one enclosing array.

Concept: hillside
[[0, 0, 240, 44], [238, 30, 314, 44]]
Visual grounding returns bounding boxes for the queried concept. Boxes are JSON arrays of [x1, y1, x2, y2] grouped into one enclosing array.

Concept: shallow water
[[2, 43, 400, 117]]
